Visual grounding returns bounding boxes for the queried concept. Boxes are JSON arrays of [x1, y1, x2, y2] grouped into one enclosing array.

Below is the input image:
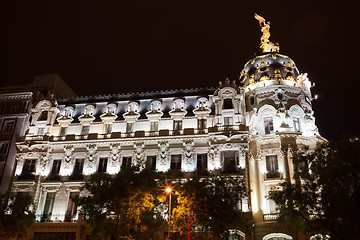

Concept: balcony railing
[[25, 125, 248, 142], [263, 213, 279, 221], [36, 213, 78, 223]]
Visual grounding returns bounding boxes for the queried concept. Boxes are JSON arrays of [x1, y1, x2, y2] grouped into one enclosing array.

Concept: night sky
[[0, 1, 358, 140]]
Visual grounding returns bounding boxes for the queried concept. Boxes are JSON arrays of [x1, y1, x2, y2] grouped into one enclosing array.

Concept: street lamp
[[166, 187, 172, 240]]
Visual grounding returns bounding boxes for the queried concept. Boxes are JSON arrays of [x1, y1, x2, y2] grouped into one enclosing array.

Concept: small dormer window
[[106, 104, 116, 114], [64, 107, 74, 117], [85, 105, 95, 115], [197, 98, 208, 108], [128, 102, 139, 112], [151, 100, 161, 111], [223, 99, 233, 109], [38, 111, 48, 121], [174, 99, 184, 110]]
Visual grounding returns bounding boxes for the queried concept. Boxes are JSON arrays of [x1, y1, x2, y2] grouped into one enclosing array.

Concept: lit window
[[293, 117, 301, 132], [197, 119, 206, 129], [65, 192, 79, 222], [264, 117, 274, 135]]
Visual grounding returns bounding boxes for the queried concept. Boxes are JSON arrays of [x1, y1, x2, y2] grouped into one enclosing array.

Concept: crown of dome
[[239, 53, 300, 86]]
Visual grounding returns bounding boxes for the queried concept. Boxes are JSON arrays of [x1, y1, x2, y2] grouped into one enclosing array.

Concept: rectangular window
[[146, 156, 157, 171], [221, 151, 239, 174], [173, 120, 182, 134], [38, 111, 48, 121], [38, 127, 45, 135], [2, 120, 15, 133], [81, 125, 90, 135], [20, 159, 36, 180], [170, 155, 182, 171], [196, 154, 208, 176], [224, 117, 233, 126], [197, 119, 207, 130], [42, 192, 56, 222], [70, 159, 84, 180], [60, 127, 67, 136], [264, 117, 274, 135], [266, 155, 280, 179], [293, 117, 301, 132], [150, 122, 158, 132], [121, 157, 132, 170], [0, 142, 9, 154], [104, 124, 112, 134], [98, 158, 108, 173], [126, 122, 133, 133], [49, 160, 61, 180], [65, 192, 79, 222]]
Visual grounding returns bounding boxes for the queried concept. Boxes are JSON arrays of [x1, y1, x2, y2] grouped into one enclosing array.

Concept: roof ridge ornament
[[254, 13, 280, 53]]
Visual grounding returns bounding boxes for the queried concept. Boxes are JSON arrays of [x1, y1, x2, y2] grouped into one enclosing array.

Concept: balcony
[[263, 213, 279, 221], [69, 173, 84, 181], [265, 171, 281, 180], [36, 213, 78, 223], [17, 172, 35, 181]]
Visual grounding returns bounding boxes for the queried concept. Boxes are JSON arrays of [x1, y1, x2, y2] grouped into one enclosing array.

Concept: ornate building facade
[[9, 15, 324, 240]]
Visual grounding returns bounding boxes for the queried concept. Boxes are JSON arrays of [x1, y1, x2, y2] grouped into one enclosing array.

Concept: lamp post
[[166, 187, 172, 240]]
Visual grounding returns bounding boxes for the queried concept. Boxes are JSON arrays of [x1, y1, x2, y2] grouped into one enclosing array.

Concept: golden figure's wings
[[254, 13, 265, 26]]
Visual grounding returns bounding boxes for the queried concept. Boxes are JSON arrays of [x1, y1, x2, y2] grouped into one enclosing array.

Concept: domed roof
[[239, 52, 300, 86]]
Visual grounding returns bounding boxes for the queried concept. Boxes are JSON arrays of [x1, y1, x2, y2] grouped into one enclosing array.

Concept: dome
[[239, 52, 300, 86]]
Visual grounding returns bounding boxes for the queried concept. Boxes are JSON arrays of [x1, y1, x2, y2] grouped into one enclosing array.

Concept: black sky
[[0, 1, 358, 140]]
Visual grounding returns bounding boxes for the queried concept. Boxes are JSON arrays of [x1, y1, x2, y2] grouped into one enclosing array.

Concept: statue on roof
[[254, 13, 279, 53]]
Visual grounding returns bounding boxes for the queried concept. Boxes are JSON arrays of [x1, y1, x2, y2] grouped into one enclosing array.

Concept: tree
[[75, 167, 165, 240], [171, 175, 249, 239], [269, 137, 360, 240], [0, 192, 35, 240]]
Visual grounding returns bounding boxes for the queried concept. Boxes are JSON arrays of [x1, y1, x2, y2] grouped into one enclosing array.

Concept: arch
[[288, 104, 305, 118], [263, 233, 293, 240], [258, 104, 277, 118]]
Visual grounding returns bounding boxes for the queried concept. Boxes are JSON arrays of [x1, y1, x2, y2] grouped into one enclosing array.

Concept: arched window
[[223, 98, 233, 109], [38, 111, 48, 121], [263, 233, 293, 240]]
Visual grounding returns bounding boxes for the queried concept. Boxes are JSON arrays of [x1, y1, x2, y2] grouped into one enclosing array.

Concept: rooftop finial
[[254, 13, 279, 53]]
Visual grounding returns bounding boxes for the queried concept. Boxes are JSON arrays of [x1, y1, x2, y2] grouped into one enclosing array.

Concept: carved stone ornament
[[133, 141, 145, 166], [110, 143, 121, 167], [158, 141, 169, 165], [63, 145, 74, 169], [208, 145, 219, 165], [183, 139, 195, 164], [40, 154, 50, 172], [86, 144, 98, 168]]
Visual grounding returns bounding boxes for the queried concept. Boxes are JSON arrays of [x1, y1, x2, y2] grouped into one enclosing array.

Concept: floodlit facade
[[8, 16, 325, 240]]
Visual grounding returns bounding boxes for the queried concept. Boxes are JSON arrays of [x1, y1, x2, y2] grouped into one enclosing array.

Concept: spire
[[254, 13, 280, 53]]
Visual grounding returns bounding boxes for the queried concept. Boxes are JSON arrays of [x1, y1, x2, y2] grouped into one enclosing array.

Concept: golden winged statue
[[254, 13, 279, 53]]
